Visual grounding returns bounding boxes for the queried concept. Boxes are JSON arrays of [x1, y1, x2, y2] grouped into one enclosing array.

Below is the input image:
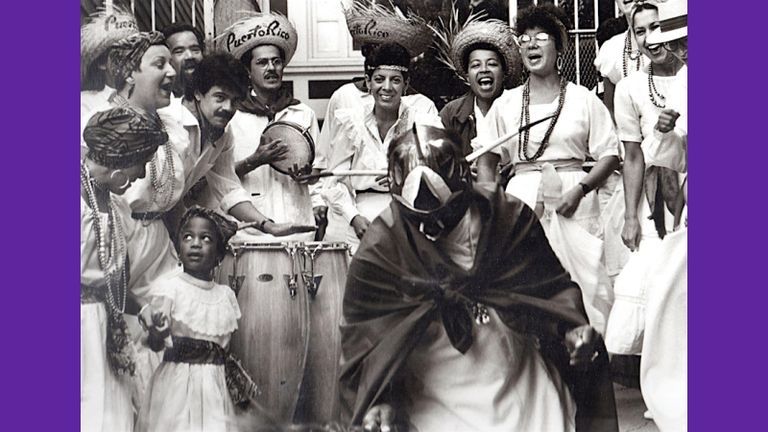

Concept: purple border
[[3, 1, 80, 430], [689, 4, 763, 431], [3, 1, 761, 431]]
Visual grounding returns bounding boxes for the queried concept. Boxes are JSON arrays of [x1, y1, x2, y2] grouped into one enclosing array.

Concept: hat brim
[[647, 27, 687, 45]]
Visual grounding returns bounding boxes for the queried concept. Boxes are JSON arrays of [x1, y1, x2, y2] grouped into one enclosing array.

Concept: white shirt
[[322, 100, 442, 223], [593, 31, 649, 85], [614, 68, 687, 172], [315, 82, 438, 169], [478, 82, 620, 165], [159, 99, 251, 213], [220, 102, 321, 241]]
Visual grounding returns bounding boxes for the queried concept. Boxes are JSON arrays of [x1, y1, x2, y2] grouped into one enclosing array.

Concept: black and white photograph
[[79, 0, 688, 431]]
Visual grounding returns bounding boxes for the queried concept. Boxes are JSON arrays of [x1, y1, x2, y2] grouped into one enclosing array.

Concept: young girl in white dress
[[136, 207, 248, 432]]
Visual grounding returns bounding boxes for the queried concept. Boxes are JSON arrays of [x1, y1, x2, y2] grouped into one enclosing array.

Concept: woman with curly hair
[[477, 5, 621, 335]]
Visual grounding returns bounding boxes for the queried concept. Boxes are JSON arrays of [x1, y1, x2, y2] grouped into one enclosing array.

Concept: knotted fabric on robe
[[339, 185, 618, 432]]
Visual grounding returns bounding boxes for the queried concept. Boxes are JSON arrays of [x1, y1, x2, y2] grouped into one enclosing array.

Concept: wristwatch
[[579, 182, 591, 196]]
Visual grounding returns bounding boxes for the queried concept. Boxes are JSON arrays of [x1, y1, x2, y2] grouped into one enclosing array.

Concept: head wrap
[[107, 31, 166, 88], [177, 206, 239, 258], [81, 6, 139, 85], [343, 0, 433, 58], [646, 0, 687, 44], [219, 12, 298, 64], [83, 106, 167, 169]]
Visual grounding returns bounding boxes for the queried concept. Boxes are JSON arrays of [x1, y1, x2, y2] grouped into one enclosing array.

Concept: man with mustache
[[217, 12, 325, 242], [161, 52, 317, 239], [161, 23, 205, 100]]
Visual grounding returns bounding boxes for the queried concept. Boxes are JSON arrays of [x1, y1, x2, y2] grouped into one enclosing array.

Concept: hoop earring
[[556, 53, 564, 72], [110, 170, 131, 190]]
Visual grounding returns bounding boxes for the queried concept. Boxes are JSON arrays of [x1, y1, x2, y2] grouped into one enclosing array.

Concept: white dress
[[81, 196, 136, 432], [593, 31, 649, 86], [604, 68, 685, 355], [215, 102, 321, 243], [478, 82, 620, 334], [402, 206, 576, 432], [640, 65, 687, 432], [320, 100, 442, 251], [136, 270, 242, 432]]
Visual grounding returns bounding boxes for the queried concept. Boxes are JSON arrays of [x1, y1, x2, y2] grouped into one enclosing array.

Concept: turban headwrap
[[107, 31, 165, 88], [83, 106, 167, 169]]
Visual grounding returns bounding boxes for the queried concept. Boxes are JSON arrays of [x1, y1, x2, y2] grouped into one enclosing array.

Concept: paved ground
[[615, 383, 659, 432]]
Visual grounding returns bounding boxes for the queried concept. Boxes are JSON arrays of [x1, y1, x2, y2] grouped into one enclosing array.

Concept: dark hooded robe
[[339, 184, 617, 432]]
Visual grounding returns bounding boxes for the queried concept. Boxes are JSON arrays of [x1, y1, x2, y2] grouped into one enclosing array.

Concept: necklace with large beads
[[518, 76, 568, 162]]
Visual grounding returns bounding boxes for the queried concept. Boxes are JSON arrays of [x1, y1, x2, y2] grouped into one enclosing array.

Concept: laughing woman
[[321, 42, 442, 252], [476, 5, 621, 334], [604, 1, 685, 356], [437, 18, 522, 161], [81, 107, 165, 432], [104, 31, 185, 296]]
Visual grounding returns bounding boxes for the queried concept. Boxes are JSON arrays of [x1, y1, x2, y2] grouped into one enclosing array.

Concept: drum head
[[262, 121, 315, 176]]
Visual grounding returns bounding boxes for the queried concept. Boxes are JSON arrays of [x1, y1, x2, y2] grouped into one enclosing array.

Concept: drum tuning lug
[[283, 274, 297, 299], [306, 274, 323, 299], [228, 275, 245, 297]]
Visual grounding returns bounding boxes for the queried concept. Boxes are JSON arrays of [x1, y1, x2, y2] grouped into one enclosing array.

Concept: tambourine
[[261, 120, 315, 176]]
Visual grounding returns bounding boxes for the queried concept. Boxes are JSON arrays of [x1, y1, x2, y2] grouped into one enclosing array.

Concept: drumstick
[[464, 114, 557, 163], [296, 169, 389, 181]]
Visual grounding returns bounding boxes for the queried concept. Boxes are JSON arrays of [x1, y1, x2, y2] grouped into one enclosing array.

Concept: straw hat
[[646, 0, 687, 44], [220, 12, 298, 63], [343, 1, 433, 58], [451, 20, 521, 79], [80, 6, 138, 84], [431, 10, 522, 84]]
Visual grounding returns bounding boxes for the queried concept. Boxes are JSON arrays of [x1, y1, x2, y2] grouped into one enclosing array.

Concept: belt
[[81, 284, 102, 304], [355, 189, 388, 195], [514, 159, 585, 174], [163, 336, 226, 365], [132, 211, 165, 221]]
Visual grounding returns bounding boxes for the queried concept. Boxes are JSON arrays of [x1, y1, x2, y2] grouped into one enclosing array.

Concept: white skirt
[[81, 303, 134, 432], [507, 169, 613, 335], [136, 361, 238, 432], [641, 227, 687, 432]]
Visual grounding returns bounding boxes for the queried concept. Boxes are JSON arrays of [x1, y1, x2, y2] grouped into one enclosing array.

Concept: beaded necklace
[[145, 113, 176, 215], [110, 93, 177, 218], [647, 64, 666, 109], [518, 76, 568, 162], [622, 31, 643, 78], [81, 162, 128, 314]]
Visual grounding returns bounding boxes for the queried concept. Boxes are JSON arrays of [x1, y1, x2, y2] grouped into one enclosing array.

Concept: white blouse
[[478, 82, 620, 166], [614, 67, 687, 172], [322, 100, 442, 222]]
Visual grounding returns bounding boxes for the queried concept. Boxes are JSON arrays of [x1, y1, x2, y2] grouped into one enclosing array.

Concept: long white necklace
[[81, 162, 128, 313]]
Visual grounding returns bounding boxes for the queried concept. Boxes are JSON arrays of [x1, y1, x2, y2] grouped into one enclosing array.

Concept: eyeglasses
[[252, 57, 284, 68], [517, 32, 552, 46]]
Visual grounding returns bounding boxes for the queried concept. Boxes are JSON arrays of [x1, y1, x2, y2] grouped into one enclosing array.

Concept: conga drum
[[294, 242, 350, 423], [218, 242, 311, 422]]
